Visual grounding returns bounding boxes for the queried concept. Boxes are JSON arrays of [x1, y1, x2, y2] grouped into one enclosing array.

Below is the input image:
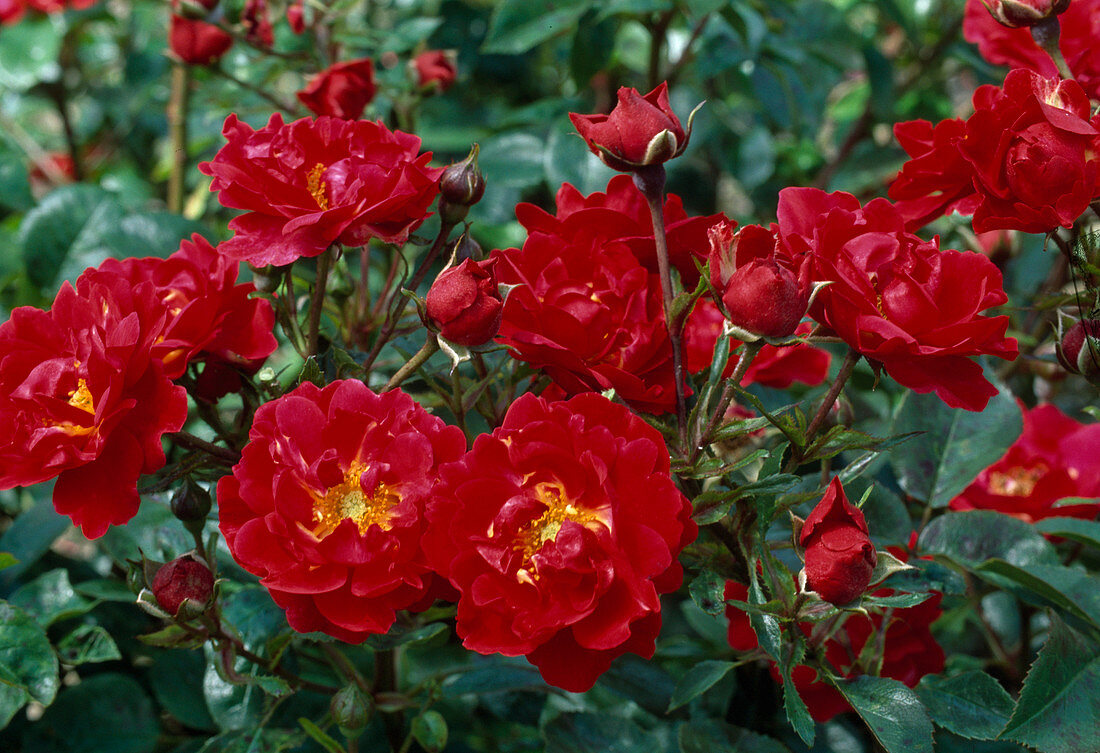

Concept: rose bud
[[568, 81, 700, 172], [169, 14, 233, 65], [242, 0, 273, 47], [708, 222, 809, 339], [438, 144, 485, 224], [799, 478, 877, 605], [1057, 318, 1100, 378], [413, 49, 457, 92], [985, 0, 1070, 27], [425, 258, 503, 347], [151, 556, 215, 616], [297, 58, 377, 120], [286, 0, 305, 33]]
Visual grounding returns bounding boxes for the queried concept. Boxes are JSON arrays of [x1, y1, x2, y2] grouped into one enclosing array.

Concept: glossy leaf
[[838, 675, 934, 753], [916, 670, 1015, 740]]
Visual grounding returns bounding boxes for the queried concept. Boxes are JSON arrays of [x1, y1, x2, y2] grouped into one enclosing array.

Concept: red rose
[[169, 14, 233, 65], [0, 275, 187, 538], [218, 380, 466, 642], [964, 0, 1100, 98], [152, 556, 215, 616], [242, 0, 273, 47], [297, 58, 378, 121], [800, 478, 877, 605], [682, 302, 830, 389], [950, 403, 1100, 522], [199, 114, 442, 266], [726, 582, 945, 722], [777, 187, 1018, 411], [1058, 318, 1100, 378], [515, 174, 725, 287], [708, 221, 810, 339], [96, 235, 277, 398], [413, 50, 457, 92], [426, 258, 503, 347], [569, 82, 690, 172], [424, 393, 696, 692], [892, 70, 1100, 233]]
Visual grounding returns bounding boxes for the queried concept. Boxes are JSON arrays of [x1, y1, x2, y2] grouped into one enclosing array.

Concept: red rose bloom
[[297, 58, 378, 121], [726, 582, 945, 722], [800, 478, 876, 605], [0, 274, 187, 538], [569, 82, 690, 172], [964, 0, 1100, 99], [777, 187, 1017, 411], [199, 114, 442, 267], [218, 380, 466, 642], [413, 50, 457, 92], [425, 393, 696, 692], [950, 403, 1100, 522], [892, 70, 1100, 233], [425, 258, 503, 347], [169, 14, 233, 65]]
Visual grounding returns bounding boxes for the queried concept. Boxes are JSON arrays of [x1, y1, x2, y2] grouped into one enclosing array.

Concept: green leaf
[[482, 0, 594, 55], [916, 671, 1014, 740], [0, 553, 16, 572], [478, 132, 546, 191], [197, 729, 306, 753], [542, 711, 660, 753], [149, 650, 217, 732], [918, 511, 1058, 570], [443, 662, 548, 696], [668, 660, 736, 711], [22, 673, 159, 753], [779, 658, 814, 746], [689, 569, 726, 616], [838, 675, 934, 753], [298, 718, 345, 753], [364, 621, 447, 651], [19, 184, 124, 289], [692, 474, 801, 525], [570, 10, 615, 86], [412, 710, 448, 753], [9, 569, 96, 627], [203, 647, 265, 732], [678, 718, 792, 753], [974, 560, 1100, 632], [1001, 616, 1100, 753], [803, 426, 918, 463], [0, 16, 62, 90], [889, 387, 1021, 507], [0, 600, 58, 728], [55, 624, 121, 666], [138, 623, 204, 649], [0, 497, 70, 591], [1035, 517, 1100, 549]]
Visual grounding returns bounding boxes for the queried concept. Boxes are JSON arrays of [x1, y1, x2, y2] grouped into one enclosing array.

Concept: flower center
[[987, 463, 1046, 497], [306, 162, 329, 210], [311, 461, 400, 538], [512, 482, 606, 583], [68, 378, 95, 414]]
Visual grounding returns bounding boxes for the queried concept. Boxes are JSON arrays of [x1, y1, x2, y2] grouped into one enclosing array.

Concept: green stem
[[167, 61, 191, 213], [784, 349, 859, 473], [692, 340, 764, 462], [307, 248, 336, 357], [165, 431, 240, 465], [384, 337, 439, 391], [1031, 16, 1073, 80]]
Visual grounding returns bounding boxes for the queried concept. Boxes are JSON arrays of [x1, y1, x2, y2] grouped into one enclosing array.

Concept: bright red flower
[[800, 478, 876, 605], [425, 258, 503, 347], [950, 403, 1100, 522], [0, 275, 187, 538], [413, 50, 457, 92], [169, 14, 233, 65], [152, 556, 215, 616], [297, 58, 378, 121], [726, 582, 945, 722], [199, 114, 442, 267], [964, 0, 1100, 99], [569, 82, 690, 172], [95, 235, 277, 399], [242, 0, 273, 47], [286, 0, 304, 33], [425, 393, 695, 692], [218, 380, 466, 642], [1, 0, 95, 25], [776, 187, 1017, 411]]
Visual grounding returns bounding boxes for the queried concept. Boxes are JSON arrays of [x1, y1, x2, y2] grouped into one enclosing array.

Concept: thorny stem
[[307, 247, 336, 357], [167, 61, 191, 213], [785, 349, 860, 473], [165, 431, 240, 465], [384, 337, 439, 391], [691, 340, 765, 463], [363, 221, 457, 372], [634, 165, 689, 450]]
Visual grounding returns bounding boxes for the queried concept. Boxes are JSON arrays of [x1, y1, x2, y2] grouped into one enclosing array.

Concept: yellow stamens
[[67, 378, 95, 414], [306, 162, 329, 210], [988, 464, 1045, 497], [311, 461, 400, 538], [512, 482, 607, 580]]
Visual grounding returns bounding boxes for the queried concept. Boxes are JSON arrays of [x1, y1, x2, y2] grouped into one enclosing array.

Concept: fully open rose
[[199, 114, 442, 266], [424, 393, 696, 692], [218, 380, 466, 642]]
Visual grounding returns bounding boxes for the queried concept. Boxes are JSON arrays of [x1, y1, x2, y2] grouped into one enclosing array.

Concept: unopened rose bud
[[985, 0, 1070, 28], [450, 232, 484, 263], [412, 49, 457, 93], [169, 14, 233, 66], [151, 556, 214, 616], [426, 258, 503, 347], [330, 684, 373, 738], [286, 0, 305, 33], [438, 145, 485, 225], [1057, 318, 1100, 378], [171, 477, 213, 523], [799, 478, 877, 605]]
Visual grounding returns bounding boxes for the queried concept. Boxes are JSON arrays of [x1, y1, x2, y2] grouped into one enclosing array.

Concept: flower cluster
[[891, 69, 1100, 233]]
